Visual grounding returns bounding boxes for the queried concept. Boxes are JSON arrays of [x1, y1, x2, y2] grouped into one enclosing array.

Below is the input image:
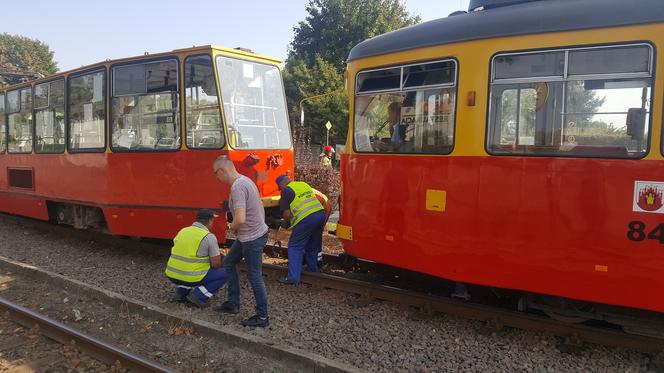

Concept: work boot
[[186, 293, 210, 308], [213, 301, 240, 314], [277, 277, 297, 285], [241, 314, 269, 328], [170, 291, 189, 304]]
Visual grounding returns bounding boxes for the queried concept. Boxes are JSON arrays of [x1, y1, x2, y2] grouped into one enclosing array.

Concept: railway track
[[0, 296, 171, 373], [245, 241, 664, 359], [2, 212, 664, 365]]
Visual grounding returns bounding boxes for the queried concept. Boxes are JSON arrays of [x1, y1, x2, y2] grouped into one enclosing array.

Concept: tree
[[283, 56, 348, 145], [284, 0, 420, 146], [289, 0, 420, 71], [0, 33, 58, 87]]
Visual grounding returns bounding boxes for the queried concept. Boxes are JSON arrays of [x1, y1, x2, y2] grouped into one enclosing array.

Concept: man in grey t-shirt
[[212, 155, 270, 328]]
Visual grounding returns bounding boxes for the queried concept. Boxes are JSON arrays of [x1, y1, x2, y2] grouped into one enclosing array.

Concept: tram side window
[[68, 70, 105, 151], [354, 60, 457, 154], [111, 60, 180, 151], [185, 55, 223, 149], [0, 94, 5, 153], [8, 88, 33, 153], [488, 44, 653, 158], [34, 79, 65, 153]]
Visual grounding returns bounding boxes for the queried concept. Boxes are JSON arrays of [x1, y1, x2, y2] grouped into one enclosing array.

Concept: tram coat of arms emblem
[[633, 181, 664, 213]]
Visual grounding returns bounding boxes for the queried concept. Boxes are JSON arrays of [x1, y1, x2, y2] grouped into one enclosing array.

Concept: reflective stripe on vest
[[164, 225, 211, 282], [288, 181, 324, 228]]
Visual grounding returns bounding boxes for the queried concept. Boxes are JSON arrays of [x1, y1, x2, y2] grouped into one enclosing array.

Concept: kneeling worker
[[276, 175, 327, 284], [165, 209, 227, 308]]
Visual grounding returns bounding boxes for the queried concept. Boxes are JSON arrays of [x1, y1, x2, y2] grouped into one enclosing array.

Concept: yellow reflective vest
[[164, 225, 211, 282], [288, 181, 324, 228]]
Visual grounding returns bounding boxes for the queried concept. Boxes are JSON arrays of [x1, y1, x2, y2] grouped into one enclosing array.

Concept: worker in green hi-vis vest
[[165, 209, 227, 308], [275, 174, 327, 285]]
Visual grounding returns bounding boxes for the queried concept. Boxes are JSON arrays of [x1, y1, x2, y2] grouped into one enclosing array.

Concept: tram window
[[403, 61, 456, 88], [0, 94, 5, 153], [8, 88, 33, 153], [185, 55, 223, 149], [568, 45, 651, 76], [6, 90, 19, 113], [488, 44, 653, 158], [217, 56, 291, 149], [68, 70, 105, 151], [111, 59, 180, 151], [357, 68, 401, 93], [35, 79, 65, 153], [354, 59, 457, 154], [494, 52, 565, 80]]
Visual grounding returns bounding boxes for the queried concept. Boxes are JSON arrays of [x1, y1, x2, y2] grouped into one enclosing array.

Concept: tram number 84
[[627, 221, 664, 243]]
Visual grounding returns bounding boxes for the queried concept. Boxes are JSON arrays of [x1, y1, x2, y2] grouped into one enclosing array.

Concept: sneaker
[[213, 301, 240, 314], [277, 277, 297, 285], [241, 314, 269, 328], [186, 293, 210, 308]]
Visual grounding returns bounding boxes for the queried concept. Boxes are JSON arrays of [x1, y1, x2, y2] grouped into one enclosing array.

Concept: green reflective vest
[[288, 181, 324, 228], [164, 225, 211, 282]]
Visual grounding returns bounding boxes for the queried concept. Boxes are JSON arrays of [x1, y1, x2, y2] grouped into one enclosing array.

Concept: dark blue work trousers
[[169, 267, 228, 301], [287, 210, 326, 283]]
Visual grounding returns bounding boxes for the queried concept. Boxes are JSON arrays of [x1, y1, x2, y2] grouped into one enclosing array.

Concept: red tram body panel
[[340, 155, 664, 313], [0, 149, 292, 239]]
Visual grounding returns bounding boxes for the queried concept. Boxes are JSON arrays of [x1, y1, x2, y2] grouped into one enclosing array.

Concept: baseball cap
[[196, 208, 219, 220], [276, 174, 290, 190]]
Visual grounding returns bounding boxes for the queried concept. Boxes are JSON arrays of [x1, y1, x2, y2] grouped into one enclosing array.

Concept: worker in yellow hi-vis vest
[[165, 209, 227, 308], [275, 174, 327, 284]]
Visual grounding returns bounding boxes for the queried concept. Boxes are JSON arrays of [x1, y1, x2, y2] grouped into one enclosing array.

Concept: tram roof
[[347, 0, 664, 61]]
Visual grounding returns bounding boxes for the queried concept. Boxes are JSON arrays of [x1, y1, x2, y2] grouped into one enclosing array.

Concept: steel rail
[[259, 263, 664, 355], [0, 297, 173, 373]]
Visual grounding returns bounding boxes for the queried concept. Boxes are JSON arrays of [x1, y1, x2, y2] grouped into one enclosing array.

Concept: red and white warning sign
[[633, 181, 664, 213]]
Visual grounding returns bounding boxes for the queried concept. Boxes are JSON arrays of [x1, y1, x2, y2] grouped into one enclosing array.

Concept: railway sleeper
[[47, 202, 108, 232]]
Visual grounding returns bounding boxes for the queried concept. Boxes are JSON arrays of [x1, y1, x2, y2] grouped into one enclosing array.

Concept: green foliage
[[284, 0, 420, 146], [0, 33, 58, 87], [283, 56, 348, 144]]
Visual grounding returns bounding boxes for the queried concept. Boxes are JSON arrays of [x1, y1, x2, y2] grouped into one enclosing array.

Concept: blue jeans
[[224, 232, 269, 317], [287, 210, 326, 283], [169, 267, 228, 301]]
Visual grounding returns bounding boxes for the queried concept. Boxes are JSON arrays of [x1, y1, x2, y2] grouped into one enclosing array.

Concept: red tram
[[0, 46, 293, 240], [338, 0, 664, 327]]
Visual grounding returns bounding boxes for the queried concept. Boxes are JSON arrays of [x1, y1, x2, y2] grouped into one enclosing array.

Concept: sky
[[1, 0, 470, 72]]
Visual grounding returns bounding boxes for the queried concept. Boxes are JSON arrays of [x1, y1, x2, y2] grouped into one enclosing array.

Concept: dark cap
[[276, 174, 291, 188], [196, 208, 219, 221]]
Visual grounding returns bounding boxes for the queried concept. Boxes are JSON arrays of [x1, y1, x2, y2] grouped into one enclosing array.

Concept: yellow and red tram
[[337, 0, 664, 322], [0, 46, 293, 240]]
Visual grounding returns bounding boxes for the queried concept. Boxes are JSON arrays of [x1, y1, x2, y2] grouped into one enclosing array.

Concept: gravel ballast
[[0, 215, 655, 372]]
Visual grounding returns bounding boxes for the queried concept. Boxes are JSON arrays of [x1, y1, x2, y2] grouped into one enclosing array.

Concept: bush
[[295, 165, 340, 209]]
